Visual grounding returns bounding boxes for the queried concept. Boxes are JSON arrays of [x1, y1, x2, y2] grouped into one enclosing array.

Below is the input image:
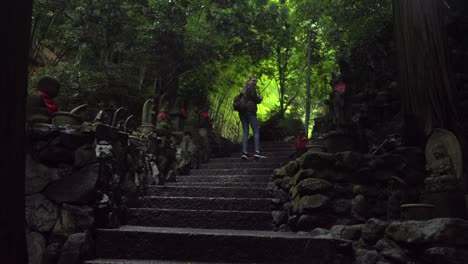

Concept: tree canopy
[[30, 0, 393, 140]]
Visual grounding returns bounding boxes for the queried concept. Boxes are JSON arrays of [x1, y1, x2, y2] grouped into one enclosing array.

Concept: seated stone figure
[[26, 76, 60, 123], [425, 143, 460, 192]]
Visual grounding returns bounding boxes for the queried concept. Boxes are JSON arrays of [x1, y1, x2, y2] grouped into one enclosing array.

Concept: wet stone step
[[230, 151, 294, 158], [137, 196, 273, 211], [94, 226, 353, 263], [189, 168, 274, 176], [207, 157, 290, 164], [127, 208, 273, 230], [145, 186, 272, 199], [166, 182, 268, 188], [176, 175, 271, 183], [86, 260, 248, 264], [200, 162, 282, 169]]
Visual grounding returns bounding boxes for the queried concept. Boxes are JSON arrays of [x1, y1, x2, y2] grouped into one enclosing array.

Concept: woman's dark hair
[[38, 76, 61, 98]]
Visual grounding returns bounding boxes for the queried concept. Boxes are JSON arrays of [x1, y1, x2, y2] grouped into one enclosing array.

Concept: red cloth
[[158, 112, 168, 119], [39, 91, 58, 114], [294, 135, 308, 149], [334, 81, 346, 94], [200, 112, 209, 119], [180, 107, 187, 119]]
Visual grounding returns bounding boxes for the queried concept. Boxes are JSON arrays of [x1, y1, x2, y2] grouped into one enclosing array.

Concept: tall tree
[[393, 0, 458, 145], [0, 1, 32, 263]]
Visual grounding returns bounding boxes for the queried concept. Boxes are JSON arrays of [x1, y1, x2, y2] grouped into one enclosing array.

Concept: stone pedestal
[[421, 191, 466, 219], [324, 131, 356, 153]]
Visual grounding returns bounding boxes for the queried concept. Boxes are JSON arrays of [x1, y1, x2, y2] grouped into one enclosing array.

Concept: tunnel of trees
[[3, 0, 468, 263]]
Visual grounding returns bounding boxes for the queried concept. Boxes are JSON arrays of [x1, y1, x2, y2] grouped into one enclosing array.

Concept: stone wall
[[25, 121, 210, 264]]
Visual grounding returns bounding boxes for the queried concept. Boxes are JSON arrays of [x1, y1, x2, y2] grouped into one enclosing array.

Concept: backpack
[[233, 92, 246, 111]]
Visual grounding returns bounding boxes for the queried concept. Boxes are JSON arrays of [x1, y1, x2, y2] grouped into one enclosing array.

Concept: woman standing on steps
[[239, 77, 266, 160]]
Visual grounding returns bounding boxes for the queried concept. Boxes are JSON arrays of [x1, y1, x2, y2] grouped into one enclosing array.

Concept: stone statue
[[424, 129, 464, 192]]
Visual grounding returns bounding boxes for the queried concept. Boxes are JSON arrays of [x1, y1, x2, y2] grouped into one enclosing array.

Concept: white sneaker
[[254, 152, 266, 159]]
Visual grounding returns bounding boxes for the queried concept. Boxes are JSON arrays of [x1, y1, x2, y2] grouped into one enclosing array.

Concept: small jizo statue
[[426, 143, 455, 178]]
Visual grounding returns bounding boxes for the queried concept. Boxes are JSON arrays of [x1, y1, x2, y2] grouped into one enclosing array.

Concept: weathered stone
[[274, 189, 289, 204], [297, 214, 334, 231], [375, 239, 408, 264], [58, 232, 93, 264], [287, 215, 298, 230], [273, 167, 287, 179], [73, 144, 97, 169], [45, 163, 99, 204], [53, 204, 94, 237], [278, 224, 291, 232], [310, 228, 331, 237], [291, 169, 315, 185], [25, 155, 60, 194], [362, 218, 389, 244], [300, 151, 336, 170], [336, 151, 364, 171], [296, 178, 333, 196], [354, 248, 380, 264], [279, 177, 292, 191], [351, 194, 369, 222], [27, 232, 46, 264], [330, 224, 362, 241], [331, 198, 352, 215], [43, 243, 62, 264], [300, 195, 330, 213], [272, 211, 288, 226], [25, 194, 59, 232], [385, 218, 468, 247], [353, 185, 381, 198], [423, 247, 468, 264], [38, 137, 75, 166], [351, 167, 374, 184], [284, 160, 300, 177]]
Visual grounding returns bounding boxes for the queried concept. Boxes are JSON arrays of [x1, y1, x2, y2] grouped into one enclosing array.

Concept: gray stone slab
[[127, 208, 273, 230], [146, 186, 272, 198], [176, 175, 271, 183], [138, 196, 273, 211]]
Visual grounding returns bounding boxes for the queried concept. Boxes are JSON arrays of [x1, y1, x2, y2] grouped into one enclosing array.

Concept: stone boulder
[[73, 144, 97, 169], [385, 218, 468, 247], [45, 163, 99, 204], [330, 224, 362, 241], [58, 232, 93, 264], [423, 247, 468, 264], [296, 178, 333, 196], [362, 218, 389, 245], [52, 204, 94, 238], [25, 155, 60, 194], [27, 231, 46, 264], [25, 194, 59, 232], [291, 169, 316, 185], [300, 151, 336, 170]]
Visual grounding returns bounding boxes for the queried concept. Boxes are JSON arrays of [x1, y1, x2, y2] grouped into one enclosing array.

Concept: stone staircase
[[86, 142, 352, 264]]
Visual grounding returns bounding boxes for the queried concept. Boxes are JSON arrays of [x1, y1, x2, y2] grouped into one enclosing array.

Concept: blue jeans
[[239, 111, 260, 154]]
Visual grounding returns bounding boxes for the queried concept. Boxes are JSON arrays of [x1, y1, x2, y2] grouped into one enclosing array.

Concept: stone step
[[137, 196, 273, 211], [127, 208, 272, 230], [230, 151, 293, 158], [200, 162, 282, 169], [208, 157, 290, 164], [189, 168, 274, 176], [94, 226, 353, 263], [86, 260, 246, 264], [166, 182, 268, 188], [146, 186, 272, 198], [241, 147, 296, 152], [177, 175, 271, 183]]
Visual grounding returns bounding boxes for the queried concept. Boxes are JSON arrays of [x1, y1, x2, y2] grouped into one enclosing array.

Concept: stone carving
[[424, 129, 464, 192]]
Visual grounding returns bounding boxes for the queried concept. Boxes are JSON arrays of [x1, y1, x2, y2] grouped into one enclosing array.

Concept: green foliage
[[30, 0, 392, 141]]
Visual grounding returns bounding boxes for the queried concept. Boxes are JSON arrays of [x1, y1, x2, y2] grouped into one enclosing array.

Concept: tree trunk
[[0, 1, 32, 263], [393, 0, 457, 145], [304, 27, 312, 137]]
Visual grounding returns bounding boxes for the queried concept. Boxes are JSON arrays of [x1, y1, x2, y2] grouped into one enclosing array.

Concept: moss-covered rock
[[300, 151, 336, 170], [280, 177, 292, 191], [291, 194, 330, 214], [296, 178, 333, 196], [290, 186, 299, 200], [273, 167, 287, 179], [284, 160, 300, 177], [291, 169, 316, 186], [301, 195, 330, 213]]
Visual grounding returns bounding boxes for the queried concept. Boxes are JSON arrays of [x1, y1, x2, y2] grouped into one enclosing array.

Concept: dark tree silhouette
[[393, 0, 458, 145], [0, 1, 32, 263]]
